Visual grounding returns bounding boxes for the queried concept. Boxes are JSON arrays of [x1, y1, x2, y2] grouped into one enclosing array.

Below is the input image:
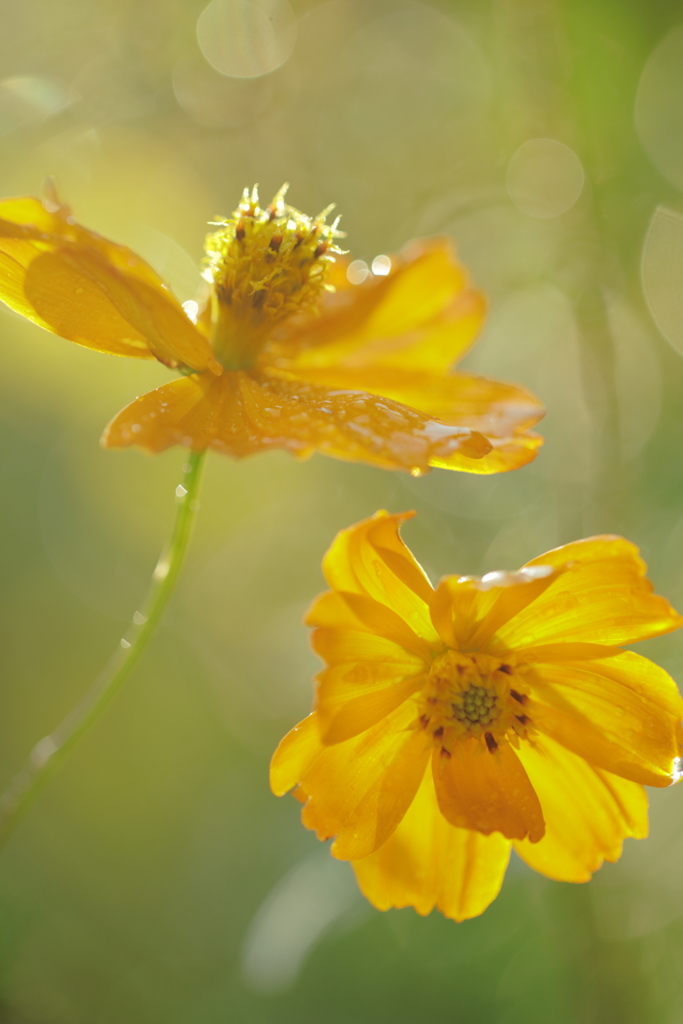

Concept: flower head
[[271, 511, 683, 922], [0, 184, 544, 474]]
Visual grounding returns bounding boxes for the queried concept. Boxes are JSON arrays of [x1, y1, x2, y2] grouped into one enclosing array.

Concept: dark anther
[[485, 732, 498, 752], [499, 664, 512, 675], [440, 746, 451, 759], [427, 696, 437, 705], [252, 290, 266, 308], [510, 689, 527, 704], [267, 204, 278, 221], [515, 714, 531, 726], [314, 240, 329, 259], [433, 726, 444, 738], [419, 714, 430, 727], [235, 221, 245, 241], [269, 233, 283, 252]]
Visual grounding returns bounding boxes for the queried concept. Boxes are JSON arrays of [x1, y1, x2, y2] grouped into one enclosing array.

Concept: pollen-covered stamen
[[203, 184, 346, 370]]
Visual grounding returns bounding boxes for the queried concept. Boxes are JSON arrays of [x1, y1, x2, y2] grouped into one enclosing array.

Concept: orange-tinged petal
[[270, 713, 324, 797], [320, 510, 439, 643], [522, 653, 683, 787], [492, 536, 683, 651], [270, 239, 483, 376], [432, 738, 545, 842], [353, 766, 510, 922], [102, 371, 494, 473], [295, 700, 432, 860], [315, 663, 426, 744], [513, 735, 648, 882], [0, 196, 218, 372]]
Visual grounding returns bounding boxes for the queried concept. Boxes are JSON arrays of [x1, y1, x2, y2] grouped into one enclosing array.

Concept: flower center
[[203, 184, 345, 371], [419, 649, 532, 752]]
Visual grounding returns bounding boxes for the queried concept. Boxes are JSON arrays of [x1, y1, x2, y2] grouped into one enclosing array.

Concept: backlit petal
[[269, 713, 324, 797], [295, 700, 432, 860], [102, 371, 495, 475], [513, 736, 648, 882], [353, 766, 510, 922], [491, 536, 683, 650], [307, 590, 432, 661], [315, 663, 426, 744], [522, 653, 683, 787], [432, 738, 545, 842], [0, 196, 218, 372], [320, 510, 439, 643], [430, 564, 563, 650], [270, 239, 484, 376]]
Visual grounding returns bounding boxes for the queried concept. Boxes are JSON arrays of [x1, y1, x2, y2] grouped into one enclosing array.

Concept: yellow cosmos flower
[[271, 511, 683, 922], [0, 185, 543, 474]]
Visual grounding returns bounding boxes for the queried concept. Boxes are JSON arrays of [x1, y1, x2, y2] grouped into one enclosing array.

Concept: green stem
[[0, 449, 207, 847]]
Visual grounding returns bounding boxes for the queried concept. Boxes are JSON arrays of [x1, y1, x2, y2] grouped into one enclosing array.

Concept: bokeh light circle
[[197, 0, 297, 79], [636, 26, 683, 188], [506, 138, 584, 219]]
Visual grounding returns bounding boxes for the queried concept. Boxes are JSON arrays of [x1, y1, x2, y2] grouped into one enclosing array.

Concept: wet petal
[[432, 738, 545, 842], [295, 700, 432, 860], [513, 735, 648, 882], [492, 536, 683, 650], [353, 766, 511, 922], [0, 196, 217, 372], [523, 652, 683, 787], [102, 371, 495, 476]]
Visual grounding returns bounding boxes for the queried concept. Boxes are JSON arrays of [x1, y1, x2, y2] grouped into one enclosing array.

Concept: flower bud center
[[203, 185, 344, 370]]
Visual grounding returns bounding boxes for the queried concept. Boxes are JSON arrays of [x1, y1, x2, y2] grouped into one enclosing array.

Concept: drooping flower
[[0, 184, 543, 474], [271, 511, 683, 922]]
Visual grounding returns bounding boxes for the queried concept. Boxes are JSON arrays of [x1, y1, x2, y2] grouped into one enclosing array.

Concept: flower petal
[[0, 196, 218, 372], [491, 536, 683, 650], [270, 238, 484, 376], [282, 367, 544, 471], [315, 663, 426, 745], [432, 738, 545, 842], [430, 565, 565, 650], [319, 510, 439, 644], [513, 735, 648, 882], [102, 371, 496, 474], [269, 713, 324, 798], [307, 590, 432, 661], [294, 700, 432, 860], [353, 766, 511, 922], [523, 652, 683, 787]]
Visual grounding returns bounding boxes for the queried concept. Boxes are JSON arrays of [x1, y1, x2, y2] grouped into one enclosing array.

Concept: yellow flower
[[271, 510, 683, 922], [0, 185, 543, 474]]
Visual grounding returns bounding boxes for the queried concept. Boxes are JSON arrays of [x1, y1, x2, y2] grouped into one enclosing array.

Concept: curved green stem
[[0, 450, 207, 847]]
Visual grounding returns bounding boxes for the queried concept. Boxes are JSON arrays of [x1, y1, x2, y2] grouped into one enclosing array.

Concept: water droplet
[[120, 638, 132, 649]]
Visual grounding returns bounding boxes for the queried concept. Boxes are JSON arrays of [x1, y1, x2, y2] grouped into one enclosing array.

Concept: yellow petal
[[493, 536, 683, 650], [315, 663, 426, 744], [306, 590, 433, 661], [295, 700, 432, 860], [432, 737, 545, 842], [320, 510, 439, 645], [523, 652, 683, 787], [271, 238, 484, 377], [353, 766, 511, 922], [513, 735, 648, 882], [430, 564, 564, 650], [270, 713, 324, 797], [0, 196, 218, 372]]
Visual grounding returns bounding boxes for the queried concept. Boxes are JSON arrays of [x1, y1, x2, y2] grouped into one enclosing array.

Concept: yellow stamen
[[203, 184, 346, 370]]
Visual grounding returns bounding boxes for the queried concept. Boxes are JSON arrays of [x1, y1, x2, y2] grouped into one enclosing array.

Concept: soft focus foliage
[[4, 0, 683, 1021]]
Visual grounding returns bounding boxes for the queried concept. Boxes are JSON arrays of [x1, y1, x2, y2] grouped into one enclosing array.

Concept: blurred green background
[[4, 0, 683, 1019]]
